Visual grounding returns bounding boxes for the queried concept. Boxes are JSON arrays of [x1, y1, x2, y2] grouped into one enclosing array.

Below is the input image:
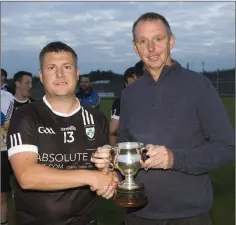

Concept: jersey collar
[[43, 96, 81, 117], [14, 97, 29, 103]]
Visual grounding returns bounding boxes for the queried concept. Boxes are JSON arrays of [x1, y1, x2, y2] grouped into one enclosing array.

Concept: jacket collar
[[143, 59, 181, 84]]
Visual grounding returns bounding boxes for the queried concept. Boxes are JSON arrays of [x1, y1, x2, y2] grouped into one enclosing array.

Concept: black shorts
[[1, 151, 11, 192]]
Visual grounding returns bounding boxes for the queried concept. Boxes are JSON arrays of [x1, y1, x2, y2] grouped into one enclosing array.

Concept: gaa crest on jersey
[[86, 127, 95, 139]]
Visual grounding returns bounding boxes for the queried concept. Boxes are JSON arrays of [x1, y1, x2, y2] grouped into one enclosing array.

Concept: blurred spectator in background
[[124, 66, 143, 87], [1, 68, 14, 95], [109, 65, 143, 146], [1, 89, 14, 225], [76, 75, 100, 109], [134, 60, 145, 73], [13, 71, 35, 112]]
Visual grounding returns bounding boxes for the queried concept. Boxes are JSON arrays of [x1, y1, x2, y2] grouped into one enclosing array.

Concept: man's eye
[[153, 36, 165, 42], [139, 40, 146, 44], [48, 66, 54, 70], [65, 65, 71, 69], [154, 37, 161, 42]]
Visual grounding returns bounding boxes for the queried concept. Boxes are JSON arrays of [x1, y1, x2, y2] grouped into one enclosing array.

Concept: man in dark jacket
[[118, 12, 235, 225]]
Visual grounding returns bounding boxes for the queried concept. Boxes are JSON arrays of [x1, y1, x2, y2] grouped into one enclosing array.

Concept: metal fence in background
[[212, 81, 235, 97], [203, 69, 235, 97]]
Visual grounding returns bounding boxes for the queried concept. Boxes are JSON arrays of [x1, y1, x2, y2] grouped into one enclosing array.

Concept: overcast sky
[[1, 1, 235, 77]]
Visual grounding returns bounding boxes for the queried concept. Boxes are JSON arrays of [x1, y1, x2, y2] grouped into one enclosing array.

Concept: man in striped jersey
[[7, 41, 118, 225], [1, 89, 14, 225]]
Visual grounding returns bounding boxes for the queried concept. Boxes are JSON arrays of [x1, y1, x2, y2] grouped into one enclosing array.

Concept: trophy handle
[[137, 147, 150, 166], [141, 148, 150, 162], [140, 147, 151, 171], [108, 147, 120, 170]]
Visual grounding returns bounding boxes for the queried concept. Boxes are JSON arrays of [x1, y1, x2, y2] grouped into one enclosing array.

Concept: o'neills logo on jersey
[[61, 126, 76, 132], [81, 107, 96, 140], [38, 127, 55, 134]]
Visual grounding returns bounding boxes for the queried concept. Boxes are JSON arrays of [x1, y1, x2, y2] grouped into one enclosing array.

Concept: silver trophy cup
[[110, 142, 148, 207]]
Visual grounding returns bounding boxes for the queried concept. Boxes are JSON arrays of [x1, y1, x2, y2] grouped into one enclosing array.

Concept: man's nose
[[56, 68, 64, 78], [147, 40, 155, 52]]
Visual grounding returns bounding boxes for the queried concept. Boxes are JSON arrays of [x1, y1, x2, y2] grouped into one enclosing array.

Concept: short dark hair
[[79, 75, 91, 82], [135, 60, 143, 69], [134, 63, 144, 79], [1, 68, 7, 78], [13, 71, 32, 83], [132, 12, 172, 40], [123, 65, 144, 85], [135, 60, 145, 73], [123, 67, 136, 84], [39, 41, 78, 69]]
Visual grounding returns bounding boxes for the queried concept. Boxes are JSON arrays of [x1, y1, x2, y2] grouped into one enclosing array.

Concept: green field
[[7, 96, 235, 225]]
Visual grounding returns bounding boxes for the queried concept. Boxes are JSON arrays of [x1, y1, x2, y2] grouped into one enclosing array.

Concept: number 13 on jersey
[[64, 131, 74, 143]]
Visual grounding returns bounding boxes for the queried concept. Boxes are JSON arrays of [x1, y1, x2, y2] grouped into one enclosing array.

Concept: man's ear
[[76, 68, 80, 81], [133, 40, 139, 55], [169, 34, 175, 50], [15, 81, 20, 88], [39, 70, 43, 84]]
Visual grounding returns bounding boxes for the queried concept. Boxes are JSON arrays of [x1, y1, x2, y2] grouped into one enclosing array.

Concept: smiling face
[[39, 51, 79, 97], [133, 19, 175, 76]]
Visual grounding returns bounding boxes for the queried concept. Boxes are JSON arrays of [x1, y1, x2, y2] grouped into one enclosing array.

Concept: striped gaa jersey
[[7, 96, 108, 225]]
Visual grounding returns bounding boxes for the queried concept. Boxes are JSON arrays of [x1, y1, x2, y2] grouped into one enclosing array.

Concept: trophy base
[[113, 184, 148, 208]]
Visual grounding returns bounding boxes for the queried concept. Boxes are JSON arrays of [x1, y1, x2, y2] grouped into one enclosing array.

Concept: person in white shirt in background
[[1, 69, 14, 94], [1, 89, 14, 225]]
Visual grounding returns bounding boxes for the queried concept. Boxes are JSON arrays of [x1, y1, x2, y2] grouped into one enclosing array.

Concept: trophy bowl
[[111, 142, 148, 207]]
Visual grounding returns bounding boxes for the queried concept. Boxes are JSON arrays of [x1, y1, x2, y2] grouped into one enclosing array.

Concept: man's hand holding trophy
[[91, 142, 174, 207]]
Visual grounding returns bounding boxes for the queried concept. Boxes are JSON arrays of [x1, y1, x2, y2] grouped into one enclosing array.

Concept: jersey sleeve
[[7, 108, 38, 158], [5, 99, 14, 122], [111, 97, 120, 120]]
